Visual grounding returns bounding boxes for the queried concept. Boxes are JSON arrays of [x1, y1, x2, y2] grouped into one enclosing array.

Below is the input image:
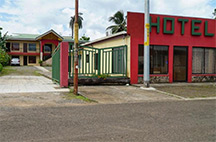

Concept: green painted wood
[[52, 45, 60, 83], [69, 45, 128, 78]]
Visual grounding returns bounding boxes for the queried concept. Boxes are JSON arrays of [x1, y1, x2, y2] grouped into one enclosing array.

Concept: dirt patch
[[78, 85, 178, 104], [155, 85, 216, 98]]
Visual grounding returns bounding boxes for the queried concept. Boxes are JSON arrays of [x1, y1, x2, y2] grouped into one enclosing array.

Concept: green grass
[[63, 89, 97, 103], [0, 66, 16, 76], [33, 71, 41, 76]]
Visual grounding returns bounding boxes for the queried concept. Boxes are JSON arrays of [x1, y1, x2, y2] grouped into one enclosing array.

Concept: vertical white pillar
[[144, 0, 150, 87]]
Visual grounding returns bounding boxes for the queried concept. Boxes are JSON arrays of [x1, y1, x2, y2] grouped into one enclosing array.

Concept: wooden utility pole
[[74, 0, 79, 95]]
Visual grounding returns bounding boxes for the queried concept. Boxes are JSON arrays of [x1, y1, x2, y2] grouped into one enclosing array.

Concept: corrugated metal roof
[[6, 33, 39, 41], [82, 31, 127, 46]]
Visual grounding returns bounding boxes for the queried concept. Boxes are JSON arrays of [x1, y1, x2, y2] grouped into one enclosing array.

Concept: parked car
[[11, 58, 20, 66]]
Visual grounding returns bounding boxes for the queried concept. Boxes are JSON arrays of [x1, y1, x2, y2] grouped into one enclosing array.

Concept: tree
[[213, 8, 216, 19], [80, 35, 90, 41], [0, 27, 10, 66], [69, 13, 83, 39], [0, 27, 8, 51], [106, 10, 127, 34]]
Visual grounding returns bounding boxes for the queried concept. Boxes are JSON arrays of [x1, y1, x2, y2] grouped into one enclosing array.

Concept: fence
[[52, 45, 60, 82], [68, 45, 127, 78]]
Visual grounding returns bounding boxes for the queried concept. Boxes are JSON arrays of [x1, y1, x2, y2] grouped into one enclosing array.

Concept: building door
[[24, 56, 28, 66], [173, 46, 188, 82], [23, 43, 27, 52]]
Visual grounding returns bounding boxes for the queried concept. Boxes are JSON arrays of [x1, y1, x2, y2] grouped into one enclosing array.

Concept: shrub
[[0, 49, 10, 66], [0, 63, 3, 72]]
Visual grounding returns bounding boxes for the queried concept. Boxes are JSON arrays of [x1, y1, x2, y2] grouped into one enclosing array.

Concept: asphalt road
[[0, 100, 215, 142]]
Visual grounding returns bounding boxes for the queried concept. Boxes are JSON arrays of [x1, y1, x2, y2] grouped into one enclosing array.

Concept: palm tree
[[106, 10, 127, 34], [69, 13, 83, 39]]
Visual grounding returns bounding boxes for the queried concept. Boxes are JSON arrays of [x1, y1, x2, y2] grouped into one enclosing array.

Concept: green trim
[[150, 16, 160, 33], [191, 20, 202, 36], [178, 19, 189, 35], [204, 21, 214, 37], [163, 17, 175, 34]]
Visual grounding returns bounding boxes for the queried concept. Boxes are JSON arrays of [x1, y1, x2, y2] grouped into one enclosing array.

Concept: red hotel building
[[127, 12, 216, 84]]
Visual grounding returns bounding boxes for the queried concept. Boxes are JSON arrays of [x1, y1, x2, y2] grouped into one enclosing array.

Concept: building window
[[193, 47, 216, 74], [86, 54, 89, 63], [11, 43, 19, 51], [78, 55, 82, 68], [94, 53, 98, 70], [28, 43, 36, 51], [29, 56, 36, 64], [138, 45, 168, 74], [44, 44, 52, 52]]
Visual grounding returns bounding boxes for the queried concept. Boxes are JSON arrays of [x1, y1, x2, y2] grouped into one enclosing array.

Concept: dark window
[[138, 45, 168, 74], [29, 56, 36, 64], [86, 54, 89, 63], [94, 53, 98, 70], [28, 43, 36, 51], [12, 43, 19, 51], [44, 44, 52, 52], [193, 47, 216, 74]]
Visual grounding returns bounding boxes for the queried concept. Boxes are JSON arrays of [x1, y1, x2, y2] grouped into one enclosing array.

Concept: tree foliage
[[80, 35, 90, 41], [0, 49, 10, 66], [213, 8, 216, 19], [106, 10, 127, 34], [69, 13, 84, 39], [0, 28, 8, 51], [0, 27, 10, 66]]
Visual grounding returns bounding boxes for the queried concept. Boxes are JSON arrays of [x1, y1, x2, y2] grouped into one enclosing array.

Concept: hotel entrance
[[173, 46, 188, 82]]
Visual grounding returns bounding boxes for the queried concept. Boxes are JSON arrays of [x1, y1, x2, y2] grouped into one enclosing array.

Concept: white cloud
[[0, 0, 215, 40]]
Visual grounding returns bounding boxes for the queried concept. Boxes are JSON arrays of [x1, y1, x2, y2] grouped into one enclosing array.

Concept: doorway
[[23, 43, 27, 53], [173, 46, 188, 82], [24, 56, 28, 66]]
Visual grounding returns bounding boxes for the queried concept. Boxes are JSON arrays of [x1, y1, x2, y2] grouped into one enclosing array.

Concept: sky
[[0, 0, 215, 40]]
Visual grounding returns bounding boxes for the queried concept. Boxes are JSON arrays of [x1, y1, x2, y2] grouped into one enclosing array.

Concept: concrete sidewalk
[[0, 76, 69, 94], [35, 66, 52, 79]]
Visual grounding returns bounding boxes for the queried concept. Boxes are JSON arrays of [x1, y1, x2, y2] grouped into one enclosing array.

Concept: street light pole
[[144, 0, 150, 87], [74, 0, 79, 95]]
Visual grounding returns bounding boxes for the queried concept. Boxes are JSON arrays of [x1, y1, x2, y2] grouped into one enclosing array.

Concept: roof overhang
[[35, 29, 64, 41]]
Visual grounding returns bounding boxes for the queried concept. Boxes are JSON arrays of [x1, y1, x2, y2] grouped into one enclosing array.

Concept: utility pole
[[144, 0, 150, 87], [74, 0, 79, 95]]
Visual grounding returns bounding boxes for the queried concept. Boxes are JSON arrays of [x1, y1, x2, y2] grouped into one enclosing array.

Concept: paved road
[[0, 100, 215, 142]]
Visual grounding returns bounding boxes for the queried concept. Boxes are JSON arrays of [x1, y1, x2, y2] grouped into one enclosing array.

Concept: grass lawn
[[63, 89, 97, 103], [155, 85, 216, 98], [0, 66, 16, 76], [0, 66, 42, 76]]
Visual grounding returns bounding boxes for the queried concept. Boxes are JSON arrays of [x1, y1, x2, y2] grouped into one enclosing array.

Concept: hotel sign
[[150, 16, 215, 37]]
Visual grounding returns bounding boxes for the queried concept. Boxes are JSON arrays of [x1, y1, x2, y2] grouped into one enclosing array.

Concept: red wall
[[127, 12, 216, 84]]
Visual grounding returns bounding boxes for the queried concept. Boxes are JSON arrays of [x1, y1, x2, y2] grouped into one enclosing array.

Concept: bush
[[0, 49, 10, 66], [0, 63, 3, 72]]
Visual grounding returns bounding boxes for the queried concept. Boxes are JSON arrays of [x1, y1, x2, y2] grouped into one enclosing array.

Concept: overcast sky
[[0, 0, 215, 40]]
